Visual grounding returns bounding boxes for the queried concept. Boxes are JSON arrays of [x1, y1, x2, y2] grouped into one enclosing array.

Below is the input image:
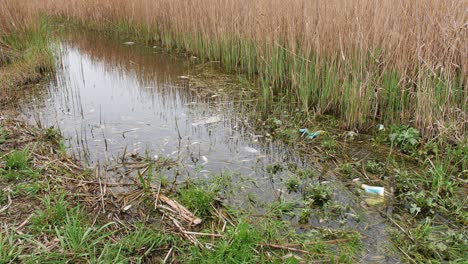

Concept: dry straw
[[2, 0, 467, 139]]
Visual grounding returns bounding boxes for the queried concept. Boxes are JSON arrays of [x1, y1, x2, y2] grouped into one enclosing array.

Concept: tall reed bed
[[0, 0, 53, 96], [29, 0, 468, 139], [0, 0, 50, 60]]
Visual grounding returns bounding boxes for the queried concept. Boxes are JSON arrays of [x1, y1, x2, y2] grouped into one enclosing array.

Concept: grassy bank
[[26, 0, 468, 140]]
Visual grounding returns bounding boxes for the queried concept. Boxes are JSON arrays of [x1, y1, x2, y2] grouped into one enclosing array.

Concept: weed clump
[[266, 163, 283, 174], [285, 176, 300, 193], [304, 183, 332, 206], [389, 125, 421, 154], [298, 208, 310, 224], [365, 160, 384, 174], [178, 186, 215, 219], [0, 148, 38, 181]]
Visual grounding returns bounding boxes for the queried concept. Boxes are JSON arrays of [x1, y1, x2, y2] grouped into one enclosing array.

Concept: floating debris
[[243, 146, 260, 154], [123, 41, 135, 45], [191, 115, 222, 126]]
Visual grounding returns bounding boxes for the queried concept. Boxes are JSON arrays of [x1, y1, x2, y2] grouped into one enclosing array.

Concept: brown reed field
[[23, 0, 467, 140]]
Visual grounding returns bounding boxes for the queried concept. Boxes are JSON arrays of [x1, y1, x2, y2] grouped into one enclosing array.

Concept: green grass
[[178, 185, 215, 219], [30, 195, 70, 233], [0, 226, 23, 263], [187, 221, 262, 263], [0, 148, 39, 182]]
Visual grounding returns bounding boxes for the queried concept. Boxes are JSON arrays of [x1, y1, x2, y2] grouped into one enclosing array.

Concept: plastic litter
[[361, 184, 384, 196], [299, 128, 323, 139], [364, 197, 384, 205], [377, 124, 385, 131]]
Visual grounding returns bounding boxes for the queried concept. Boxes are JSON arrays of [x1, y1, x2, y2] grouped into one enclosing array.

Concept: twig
[[157, 194, 202, 226], [163, 246, 174, 263], [262, 244, 308, 254], [15, 213, 33, 231], [0, 194, 12, 213], [285, 238, 351, 247], [378, 210, 415, 243], [97, 166, 106, 213], [182, 231, 223, 237], [398, 246, 417, 264]]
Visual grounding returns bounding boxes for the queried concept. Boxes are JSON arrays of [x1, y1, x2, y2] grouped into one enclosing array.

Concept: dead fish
[[243, 146, 259, 154], [178, 75, 190, 80], [123, 41, 135, 45], [201, 156, 208, 165], [191, 115, 222, 126]]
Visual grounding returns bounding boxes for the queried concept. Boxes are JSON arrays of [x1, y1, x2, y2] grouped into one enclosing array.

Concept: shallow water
[[14, 32, 399, 263]]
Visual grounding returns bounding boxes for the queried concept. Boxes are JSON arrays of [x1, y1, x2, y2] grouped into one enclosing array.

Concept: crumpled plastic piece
[[299, 128, 323, 139]]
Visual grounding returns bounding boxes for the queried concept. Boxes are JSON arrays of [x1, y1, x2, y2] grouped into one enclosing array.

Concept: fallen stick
[[182, 231, 223, 237], [286, 238, 351, 247], [157, 194, 202, 226], [0, 194, 12, 214], [163, 247, 174, 264], [262, 244, 308, 254], [167, 214, 203, 248]]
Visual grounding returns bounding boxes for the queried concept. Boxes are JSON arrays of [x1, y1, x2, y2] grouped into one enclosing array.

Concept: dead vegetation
[[17, 0, 468, 138]]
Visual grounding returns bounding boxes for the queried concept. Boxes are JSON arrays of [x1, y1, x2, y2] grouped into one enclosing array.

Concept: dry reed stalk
[[3, 0, 467, 139]]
